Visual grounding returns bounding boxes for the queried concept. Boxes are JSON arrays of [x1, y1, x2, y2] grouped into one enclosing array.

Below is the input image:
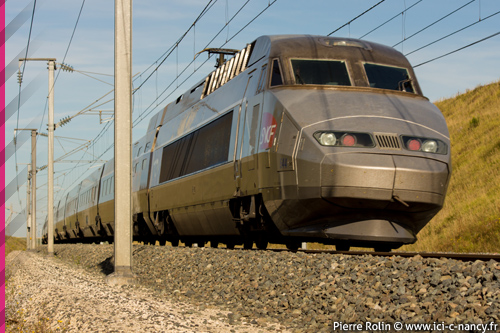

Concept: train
[[42, 35, 451, 251]]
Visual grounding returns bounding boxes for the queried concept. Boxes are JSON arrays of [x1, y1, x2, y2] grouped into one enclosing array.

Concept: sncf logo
[[260, 112, 277, 150]]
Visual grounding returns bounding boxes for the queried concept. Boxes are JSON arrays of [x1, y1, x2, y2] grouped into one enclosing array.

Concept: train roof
[[250, 35, 413, 69]]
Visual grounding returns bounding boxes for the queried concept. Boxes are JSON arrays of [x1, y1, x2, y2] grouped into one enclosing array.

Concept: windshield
[[291, 59, 351, 86], [364, 63, 414, 93]]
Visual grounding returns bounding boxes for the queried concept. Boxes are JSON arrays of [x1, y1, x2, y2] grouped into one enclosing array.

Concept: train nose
[[320, 153, 449, 209]]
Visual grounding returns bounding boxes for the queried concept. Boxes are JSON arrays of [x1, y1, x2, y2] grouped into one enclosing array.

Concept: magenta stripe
[[1, 0, 6, 330]]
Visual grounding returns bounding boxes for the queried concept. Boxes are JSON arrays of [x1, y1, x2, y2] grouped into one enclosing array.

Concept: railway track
[[267, 248, 500, 262], [40, 243, 500, 331]]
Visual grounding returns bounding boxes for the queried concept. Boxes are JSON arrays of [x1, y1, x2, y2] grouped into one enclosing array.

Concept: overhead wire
[[36, 0, 87, 134], [132, 0, 275, 127], [54, 0, 259, 179], [133, 0, 218, 93], [72, 69, 114, 86], [74, 69, 114, 77], [14, 0, 38, 219], [392, 0, 476, 47], [12, 0, 87, 214], [327, 0, 386, 36], [359, 0, 423, 39], [413, 30, 500, 68], [405, 9, 500, 56], [60, 0, 280, 195]]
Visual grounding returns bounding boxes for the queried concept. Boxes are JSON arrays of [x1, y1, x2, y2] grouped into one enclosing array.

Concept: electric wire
[[359, 0, 423, 39], [35, 0, 86, 138], [393, 0, 476, 47], [405, 9, 500, 56], [201, 0, 252, 52], [36, 0, 87, 136], [74, 69, 114, 77], [132, 0, 277, 128], [52, 0, 251, 182], [72, 69, 113, 86], [58, 0, 279, 196], [133, 0, 218, 93], [327, 0, 386, 36], [131, 0, 253, 125], [12, 0, 87, 228], [414, 30, 500, 68], [14, 0, 37, 219]]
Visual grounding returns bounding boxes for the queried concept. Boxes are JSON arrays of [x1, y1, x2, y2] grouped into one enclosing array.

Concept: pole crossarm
[[19, 58, 56, 61]]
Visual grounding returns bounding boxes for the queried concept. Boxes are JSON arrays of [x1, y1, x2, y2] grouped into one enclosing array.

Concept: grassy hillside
[[403, 80, 500, 253]]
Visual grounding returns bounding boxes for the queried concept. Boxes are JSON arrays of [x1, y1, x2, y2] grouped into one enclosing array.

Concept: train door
[[234, 66, 266, 195]]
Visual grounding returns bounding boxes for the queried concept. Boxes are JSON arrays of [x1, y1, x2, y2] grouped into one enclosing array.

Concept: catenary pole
[[47, 59, 55, 256], [107, 0, 135, 286], [15, 128, 38, 249], [26, 165, 31, 250], [30, 129, 37, 250]]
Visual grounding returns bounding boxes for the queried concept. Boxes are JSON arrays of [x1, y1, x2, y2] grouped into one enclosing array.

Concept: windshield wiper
[[398, 78, 413, 92]]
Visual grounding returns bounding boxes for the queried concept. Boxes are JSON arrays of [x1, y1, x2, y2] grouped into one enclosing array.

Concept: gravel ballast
[[7, 244, 500, 332]]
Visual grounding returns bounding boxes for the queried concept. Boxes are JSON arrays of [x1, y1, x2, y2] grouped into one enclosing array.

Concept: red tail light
[[342, 134, 356, 146], [407, 139, 421, 151]]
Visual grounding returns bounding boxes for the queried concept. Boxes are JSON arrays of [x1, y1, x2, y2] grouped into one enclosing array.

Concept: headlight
[[319, 132, 336, 146], [402, 136, 447, 154], [314, 131, 374, 148], [422, 140, 438, 153]]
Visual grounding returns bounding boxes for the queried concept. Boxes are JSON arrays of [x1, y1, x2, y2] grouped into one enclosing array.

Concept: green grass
[[403, 80, 500, 253]]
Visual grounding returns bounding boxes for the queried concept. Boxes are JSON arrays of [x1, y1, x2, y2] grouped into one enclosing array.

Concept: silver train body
[[43, 35, 451, 251]]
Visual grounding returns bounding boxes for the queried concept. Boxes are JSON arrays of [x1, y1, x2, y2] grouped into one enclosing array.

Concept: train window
[[184, 111, 233, 175], [291, 59, 350, 86], [137, 147, 142, 157], [159, 111, 233, 183], [145, 142, 151, 151], [270, 59, 283, 87], [142, 158, 148, 170], [364, 63, 414, 93], [257, 65, 268, 93], [159, 134, 191, 183]]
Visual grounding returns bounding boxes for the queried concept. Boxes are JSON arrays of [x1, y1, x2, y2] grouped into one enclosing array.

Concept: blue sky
[[5, 0, 500, 236]]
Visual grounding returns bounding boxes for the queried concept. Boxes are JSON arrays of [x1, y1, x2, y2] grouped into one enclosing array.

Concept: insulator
[[61, 63, 74, 72], [17, 70, 23, 84], [57, 116, 72, 128]]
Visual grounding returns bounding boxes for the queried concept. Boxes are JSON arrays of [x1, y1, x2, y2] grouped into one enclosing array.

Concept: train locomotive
[[43, 35, 451, 251]]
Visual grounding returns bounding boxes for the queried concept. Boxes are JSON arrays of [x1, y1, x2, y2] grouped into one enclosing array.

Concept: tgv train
[[43, 35, 451, 251]]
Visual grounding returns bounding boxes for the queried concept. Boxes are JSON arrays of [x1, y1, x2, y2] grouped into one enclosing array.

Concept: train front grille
[[374, 133, 401, 150]]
